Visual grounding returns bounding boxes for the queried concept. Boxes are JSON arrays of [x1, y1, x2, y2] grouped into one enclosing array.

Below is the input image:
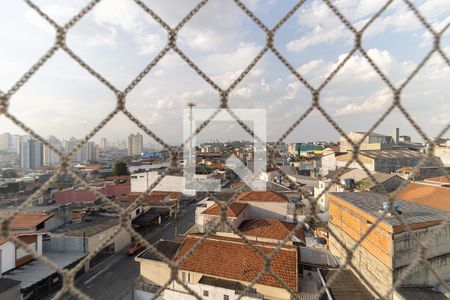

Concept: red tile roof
[[398, 182, 450, 212], [9, 213, 52, 229], [230, 181, 246, 190], [202, 203, 248, 217], [124, 191, 181, 205], [239, 219, 304, 242], [0, 232, 39, 246], [424, 176, 450, 183], [173, 235, 298, 291], [236, 191, 288, 203]]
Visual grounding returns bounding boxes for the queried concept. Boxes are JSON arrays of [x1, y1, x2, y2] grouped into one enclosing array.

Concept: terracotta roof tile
[[202, 203, 248, 217], [9, 213, 52, 229], [398, 183, 450, 211], [124, 191, 181, 206], [173, 235, 298, 291], [424, 176, 450, 183], [236, 191, 288, 203], [230, 181, 246, 190], [0, 232, 39, 246], [239, 219, 304, 242]]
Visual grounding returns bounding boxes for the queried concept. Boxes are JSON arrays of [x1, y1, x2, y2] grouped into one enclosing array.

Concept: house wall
[[243, 201, 287, 220], [329, 196, 450, 299], [42, 206, 73, 231], [336, 155, 375, 172], [0, 242, 15, 273], [172, 271, 292, 300], [130, 171, 195, 196], [393, 223, 450, 286], [54, 189, 96, 204], [138, 258, 293, 300], [138, 259, 172, 288], [87, 226, 131, 253], [329, 222, 393, 299], [43, 236, 85, 252], [314, 180, 343, 212], [435, 146, 450, 166], [203, 212, 246, 233], [16, 235, 39, 268], [321, 153, 337, 174]]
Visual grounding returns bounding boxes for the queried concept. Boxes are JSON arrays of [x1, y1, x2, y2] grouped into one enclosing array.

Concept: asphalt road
[[54, 203, 197, 300]]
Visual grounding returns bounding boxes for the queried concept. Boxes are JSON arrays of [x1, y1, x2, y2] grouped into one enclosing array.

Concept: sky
[[0, 0, 449, 146]]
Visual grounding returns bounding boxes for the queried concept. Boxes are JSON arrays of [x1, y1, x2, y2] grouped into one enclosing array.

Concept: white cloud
[[135, 33, 165, 55], [430, 112, 450, 125], [86, 26, 117, 47], [335, 89, 391, 116], [286, 24, 352, 52]]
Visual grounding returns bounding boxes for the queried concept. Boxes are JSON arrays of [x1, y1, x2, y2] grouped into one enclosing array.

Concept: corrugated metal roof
[[330, 192, 450, 227]]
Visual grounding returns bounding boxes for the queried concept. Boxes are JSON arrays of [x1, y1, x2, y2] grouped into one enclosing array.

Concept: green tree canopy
[[113, 161, 129, 176], [1, 169, 18, 178]]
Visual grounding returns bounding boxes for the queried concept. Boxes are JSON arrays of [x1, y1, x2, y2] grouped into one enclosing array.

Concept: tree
[[306, 217, 316, 229], [1, 169, 18, 178], [113, 161, 129, 176]]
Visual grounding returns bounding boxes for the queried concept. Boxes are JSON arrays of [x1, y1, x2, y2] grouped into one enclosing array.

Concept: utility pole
[[187, 101, 196, 161], [174, 198, 179, 239]]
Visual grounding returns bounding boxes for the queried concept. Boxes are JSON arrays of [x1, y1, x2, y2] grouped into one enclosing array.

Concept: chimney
[[392, 128, 399, 144]]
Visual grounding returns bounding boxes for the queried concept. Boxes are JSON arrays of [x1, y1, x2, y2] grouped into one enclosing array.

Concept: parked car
[[126, 243, 145, 256]]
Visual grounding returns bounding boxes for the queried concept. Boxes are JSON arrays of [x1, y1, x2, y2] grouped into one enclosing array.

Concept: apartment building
[[328, 192, 450, 299], [128, 133, 143, 156]]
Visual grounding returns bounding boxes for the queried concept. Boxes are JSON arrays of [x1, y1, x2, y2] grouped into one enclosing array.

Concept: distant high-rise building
[[81, 141, 99, 162], [128, 133, 143, 156], [43, 136, 62, 166], [11, 134, 23, 154], [0, 133, 11, 152], [392, 127, 400, 144], [64, 138, 99, 162], [100, 137, 108, 149], [20, 137, 43, 169]]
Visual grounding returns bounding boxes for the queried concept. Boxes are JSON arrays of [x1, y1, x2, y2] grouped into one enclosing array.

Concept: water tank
[[344, 178, 355, 189]]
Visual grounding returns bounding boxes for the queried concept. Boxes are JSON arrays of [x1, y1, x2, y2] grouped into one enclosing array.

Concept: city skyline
[[0, 0, 449, 144]]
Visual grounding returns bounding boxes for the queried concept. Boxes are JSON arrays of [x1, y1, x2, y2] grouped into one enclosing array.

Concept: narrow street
[[56, 204, 197, 300]]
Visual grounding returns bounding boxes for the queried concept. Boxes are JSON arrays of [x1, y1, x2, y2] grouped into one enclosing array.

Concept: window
[[203, 291, 209, 297], [223, 295, 229, 300]]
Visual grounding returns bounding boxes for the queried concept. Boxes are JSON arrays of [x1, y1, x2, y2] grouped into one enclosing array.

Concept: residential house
[[235, 191, 290, 220], [435, 142, 450, 166], [50, 215, 131, 269], [223, 219, 305, 246], [130, 171, 195, 196], [314, 169, 405, 211], [320, 146, 344, 175], [200, 202, 248, 233], [135, 234, 298, 300], [328, 192, 450, 299], [397, 182, 450, 211]]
